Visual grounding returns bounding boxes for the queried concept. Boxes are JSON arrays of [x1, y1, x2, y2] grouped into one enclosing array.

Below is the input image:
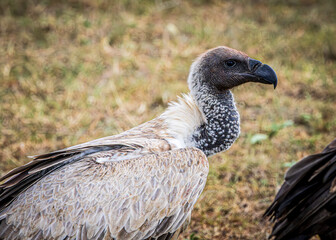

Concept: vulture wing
[[0, 138, 208, 240], [264, 139, 336, 240]]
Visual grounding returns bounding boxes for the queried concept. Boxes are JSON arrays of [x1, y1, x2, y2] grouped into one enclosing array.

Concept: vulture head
[[175, 46, 279, 156], [188, 46, 277, 96]]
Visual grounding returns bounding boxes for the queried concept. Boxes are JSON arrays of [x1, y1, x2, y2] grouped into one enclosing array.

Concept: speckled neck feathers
[[190, 89, 240, 156], [162, 72, 240, 156]]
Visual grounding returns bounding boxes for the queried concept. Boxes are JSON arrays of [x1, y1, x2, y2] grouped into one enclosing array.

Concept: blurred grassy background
[[0, 0, 335, 239]]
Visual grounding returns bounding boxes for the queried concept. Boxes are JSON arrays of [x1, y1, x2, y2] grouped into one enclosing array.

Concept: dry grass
[[0, 0, 335, 239]]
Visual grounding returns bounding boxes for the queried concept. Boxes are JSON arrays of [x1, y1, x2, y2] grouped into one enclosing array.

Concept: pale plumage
[[0, 117, 207, 240], [0, 46, 277, 240]]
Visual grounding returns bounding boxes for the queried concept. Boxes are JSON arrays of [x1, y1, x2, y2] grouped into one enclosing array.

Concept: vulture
[[265, 138, 336, 240], [0, 46, 277, 240]]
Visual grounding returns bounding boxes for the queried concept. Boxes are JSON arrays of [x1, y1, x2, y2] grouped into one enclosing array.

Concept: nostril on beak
[[248, 58, 262, 72]]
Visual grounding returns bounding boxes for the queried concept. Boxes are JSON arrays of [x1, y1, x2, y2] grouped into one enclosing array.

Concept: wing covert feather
[[1, 148, 208, 240], [265, 138, 336, 240]]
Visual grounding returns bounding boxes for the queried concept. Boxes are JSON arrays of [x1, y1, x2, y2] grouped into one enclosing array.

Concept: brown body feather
[[265, 139, 336, 240]]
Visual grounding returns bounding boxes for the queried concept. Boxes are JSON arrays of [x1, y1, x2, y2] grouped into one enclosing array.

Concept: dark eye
[[225, 60, 236, 67]]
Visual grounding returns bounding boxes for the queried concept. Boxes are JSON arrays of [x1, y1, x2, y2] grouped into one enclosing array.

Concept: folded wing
[[0, 145, 208, 240], [265, 139, 336, 240]]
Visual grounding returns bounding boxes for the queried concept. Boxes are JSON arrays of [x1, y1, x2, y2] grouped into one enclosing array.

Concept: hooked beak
[[248, 58, 278, 89]]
